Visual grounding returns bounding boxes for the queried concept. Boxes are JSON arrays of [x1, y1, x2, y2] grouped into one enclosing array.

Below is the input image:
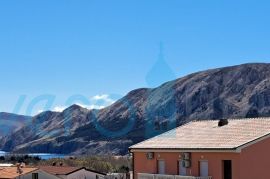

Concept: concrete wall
[[66, 169, 86, 179], [16, 170, 60, 179], [133, 151, 240, 179], [60, 169, 105, 179], [106, 173, 127, 179], [239, 136, 270, 179], [14, 168, 106, 179], [85, 170, 106, 179], [190, 152, 240, 179]]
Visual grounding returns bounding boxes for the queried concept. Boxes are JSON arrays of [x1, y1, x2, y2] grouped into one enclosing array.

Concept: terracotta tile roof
[[130, 118, 270, 150], [0, 167, 38, 179], [39, 166, 83, 175]]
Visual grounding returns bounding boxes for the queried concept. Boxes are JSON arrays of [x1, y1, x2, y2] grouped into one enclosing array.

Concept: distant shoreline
[[0, 151, 67, 160]]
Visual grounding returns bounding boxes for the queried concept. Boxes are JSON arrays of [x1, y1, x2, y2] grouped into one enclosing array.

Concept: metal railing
[[138, 173, 212, 179]]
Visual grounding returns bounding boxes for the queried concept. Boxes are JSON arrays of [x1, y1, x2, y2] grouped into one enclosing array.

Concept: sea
[[0, 151, 66, 160]]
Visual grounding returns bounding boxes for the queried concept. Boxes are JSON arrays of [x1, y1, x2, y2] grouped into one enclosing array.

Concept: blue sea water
[[28, 153, 66, 160], [0, 151, 66, 160]]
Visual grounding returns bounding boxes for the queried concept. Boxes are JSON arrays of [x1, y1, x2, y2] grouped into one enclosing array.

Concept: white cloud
[[78, 104, 106, 110], [51, 94, 116, 112], [91, 94, 115, 104], [53, 106, 67, 112], [92, 94, 109, 100], [37, 109, 44, 114]]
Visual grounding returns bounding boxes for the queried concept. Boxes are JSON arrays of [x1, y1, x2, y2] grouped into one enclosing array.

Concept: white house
[[38, 166, 106, 179], [85, 168, 106, 179], [0, 166, 106, 179]]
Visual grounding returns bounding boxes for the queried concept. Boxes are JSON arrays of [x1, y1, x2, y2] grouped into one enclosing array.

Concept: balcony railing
[[138, 173, 212, 179]]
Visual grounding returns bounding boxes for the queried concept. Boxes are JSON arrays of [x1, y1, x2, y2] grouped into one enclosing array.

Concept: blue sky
[[0, 0, 269, 115]]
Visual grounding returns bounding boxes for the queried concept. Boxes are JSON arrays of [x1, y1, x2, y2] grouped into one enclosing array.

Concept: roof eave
[[129, 148, 240, 153]]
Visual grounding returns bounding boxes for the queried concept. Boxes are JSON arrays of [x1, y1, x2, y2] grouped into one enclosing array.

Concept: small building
[[0, 165, 106, 179], [39, 166, 106, 179], [0, 166, 38, 179], [129, 118, 270, 179], [85, 168, 106, 179]]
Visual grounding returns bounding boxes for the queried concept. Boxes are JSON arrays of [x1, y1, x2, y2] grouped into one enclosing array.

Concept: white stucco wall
[[66, 169, 86, 179], [66, 169, 105, 179], [85, 170, 105, 179], [106, 173, 126, 179], [16, 170, 60, 179], [15, 168, 106, 179]]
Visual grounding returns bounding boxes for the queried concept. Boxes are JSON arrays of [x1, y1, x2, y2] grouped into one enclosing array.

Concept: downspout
[[128, 148, 134, 179], [132, 152, 135, 179]]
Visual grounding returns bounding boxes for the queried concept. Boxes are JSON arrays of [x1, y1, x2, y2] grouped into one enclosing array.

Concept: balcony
[[138, 173, 212, 179]]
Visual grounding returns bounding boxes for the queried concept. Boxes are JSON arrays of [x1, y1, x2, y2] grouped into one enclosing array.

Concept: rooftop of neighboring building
[[0, 166, 38, 179], [130, 117, 270, 151], [39, 166, 84, 175]]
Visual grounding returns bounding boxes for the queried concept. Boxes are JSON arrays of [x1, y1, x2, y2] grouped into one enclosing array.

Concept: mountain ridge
[[1, 63, 270, 155], [0, 112, 31, 137]]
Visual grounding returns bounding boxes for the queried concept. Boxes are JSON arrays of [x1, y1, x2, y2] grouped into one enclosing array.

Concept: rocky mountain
[[0, 112, 31, 137], [1, 63, 270, 155]]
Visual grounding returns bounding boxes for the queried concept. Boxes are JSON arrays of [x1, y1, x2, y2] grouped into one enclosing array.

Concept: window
[[32, 173, 38, 179]]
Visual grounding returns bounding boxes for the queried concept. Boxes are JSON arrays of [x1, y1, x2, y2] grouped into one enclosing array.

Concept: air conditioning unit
[[146, 152, 154, 160], [181, 160, 185, 167], [182, 160, 191, 168], [182, 153, 191, 160]]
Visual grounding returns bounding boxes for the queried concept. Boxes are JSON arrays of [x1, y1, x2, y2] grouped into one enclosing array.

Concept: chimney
[[218, 119, 228, 127]]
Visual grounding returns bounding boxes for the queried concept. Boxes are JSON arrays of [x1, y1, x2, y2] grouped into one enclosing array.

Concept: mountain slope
[[2, 63, 270, 155], [0, 113, 31, 137]]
